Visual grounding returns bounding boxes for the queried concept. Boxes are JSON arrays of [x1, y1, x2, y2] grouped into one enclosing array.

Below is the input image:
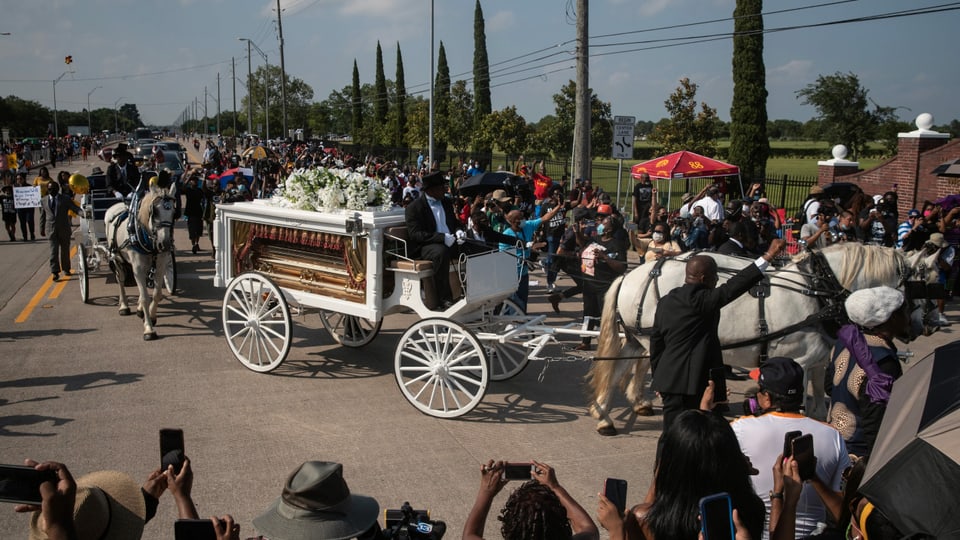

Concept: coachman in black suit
[[404, 171, 463, 308], [42, 181, 82, 281], [650, 238, 785, 455], [106, 143, 140, 198]]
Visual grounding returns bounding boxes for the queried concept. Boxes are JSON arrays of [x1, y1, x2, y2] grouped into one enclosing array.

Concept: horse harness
[[619, 251, 855, 364], [108, 196, 176, 256]]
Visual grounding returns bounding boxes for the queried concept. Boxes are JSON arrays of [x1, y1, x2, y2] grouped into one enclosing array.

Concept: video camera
[[380, 502, 446, 539]]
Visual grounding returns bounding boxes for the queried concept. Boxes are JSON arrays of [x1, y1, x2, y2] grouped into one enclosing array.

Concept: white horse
[[104, 185, 178, 340], [586, 242, 938, 435]]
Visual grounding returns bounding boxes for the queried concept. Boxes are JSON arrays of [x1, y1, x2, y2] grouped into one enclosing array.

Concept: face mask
[[652, 232, 665, 242], [742, 205, 750, 214], [596, 224, 605, 235]]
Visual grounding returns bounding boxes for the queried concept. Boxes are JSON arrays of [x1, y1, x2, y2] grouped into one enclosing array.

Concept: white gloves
[[525, 241, 534, 249], [444, 233, 455, 247], [114, 191, 124, 200], [455, 230, 466, 245]]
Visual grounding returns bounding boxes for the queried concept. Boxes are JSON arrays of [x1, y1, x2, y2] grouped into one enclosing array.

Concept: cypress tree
[[472, 0, 492, 156], [351, 60, 362, 136], [374, 41, 388, 126], [394, 42, 407, 151], [434, 41, 451, 164], [729, 0, 769, 189]]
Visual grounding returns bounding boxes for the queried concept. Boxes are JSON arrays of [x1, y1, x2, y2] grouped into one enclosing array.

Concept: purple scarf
[[837, 324, 894, 404]]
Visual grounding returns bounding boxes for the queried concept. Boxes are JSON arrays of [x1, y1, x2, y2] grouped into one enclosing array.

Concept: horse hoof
[[150, 318, 157, 326], [597, 425, 618, 437], [119, 308, 132, 316], [136, 310, 144, 319], [634, 405, 655, 417], [143, 333, 157, 341]]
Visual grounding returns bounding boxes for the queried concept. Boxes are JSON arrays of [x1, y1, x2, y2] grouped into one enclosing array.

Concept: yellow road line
[[48, 246, 78, 299], [15, 245, 79, 322]]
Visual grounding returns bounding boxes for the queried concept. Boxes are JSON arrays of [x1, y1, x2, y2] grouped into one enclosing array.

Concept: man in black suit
[[650, 238, 785, 454], [107, 143, 139, 198], [404, 171, 464, 308], [715, 219, 758, 257], [42, 181, 82, 281]]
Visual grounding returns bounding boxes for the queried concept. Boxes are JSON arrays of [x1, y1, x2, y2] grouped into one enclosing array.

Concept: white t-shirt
[[804, 199, 820, 225], [692, 196, 723, 222], [731, 412, 851, 540]]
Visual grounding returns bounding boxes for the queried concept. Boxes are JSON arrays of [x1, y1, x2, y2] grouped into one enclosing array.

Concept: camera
[[380, 502, 446, 539]]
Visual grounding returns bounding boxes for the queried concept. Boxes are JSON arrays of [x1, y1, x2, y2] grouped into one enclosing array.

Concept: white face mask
[[742, 205, 750, 214], [652, 232, 665, 242]]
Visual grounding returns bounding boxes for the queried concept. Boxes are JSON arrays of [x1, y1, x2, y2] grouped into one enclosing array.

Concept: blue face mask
[[596, 224, 605, 235]]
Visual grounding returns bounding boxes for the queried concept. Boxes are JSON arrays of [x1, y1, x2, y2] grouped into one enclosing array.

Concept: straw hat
[[29, 470, 145, 540]]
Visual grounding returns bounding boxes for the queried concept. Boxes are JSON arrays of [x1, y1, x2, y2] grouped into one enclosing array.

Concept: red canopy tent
[[630, 151, 741, 209]]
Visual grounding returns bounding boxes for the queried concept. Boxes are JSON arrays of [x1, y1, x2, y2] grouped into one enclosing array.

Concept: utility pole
[[276, 0, 288, 138], [573, 0, 591, 184], [428, 0, 434, 170], [204, 86, 208, 135], [87, 85, 101, 134], [232, 57, 237, 136], [246, 40, 252, 136], [217, 72, 221, 135]]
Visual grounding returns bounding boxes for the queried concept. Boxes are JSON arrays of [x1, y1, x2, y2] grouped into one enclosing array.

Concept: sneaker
[[546, 283, 556, 293], [937, 313, 951, 326]]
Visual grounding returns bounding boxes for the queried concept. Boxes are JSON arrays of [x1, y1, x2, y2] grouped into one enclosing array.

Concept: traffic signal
[[65, 55, 73, 65]]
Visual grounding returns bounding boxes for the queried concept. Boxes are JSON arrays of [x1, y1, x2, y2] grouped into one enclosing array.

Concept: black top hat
[[421, 171, 445, 189]]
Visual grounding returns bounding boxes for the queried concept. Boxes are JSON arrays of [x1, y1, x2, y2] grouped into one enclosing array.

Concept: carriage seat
[[384, 226, 435, 279]]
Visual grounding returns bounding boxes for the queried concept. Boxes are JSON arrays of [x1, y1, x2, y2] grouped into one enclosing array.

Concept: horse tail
[[586, 274, 626, 402]]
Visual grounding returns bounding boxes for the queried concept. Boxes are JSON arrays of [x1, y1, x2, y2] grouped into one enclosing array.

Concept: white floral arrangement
[[270, 167, 393, 212]]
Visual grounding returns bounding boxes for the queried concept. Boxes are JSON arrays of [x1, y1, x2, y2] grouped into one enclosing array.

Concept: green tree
[[242, 64, 314, 138], [351, 60, 362, 138], [447, 80, 474, 158], [374, 42, 388, 131], [539, 80, 613, 160], [649, 78, 718, 156], [472, 0, 492, 154], [391, 42, 407, 150], [0, 96, 51, 136], [474, 106, 528, 156], [728, 0, 768, 185], [796, 71, 889, 160], [405, 98, 430, 149], [434, 41, 451, 163]]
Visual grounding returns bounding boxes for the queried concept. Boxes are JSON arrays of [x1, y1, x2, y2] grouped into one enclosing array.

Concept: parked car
[[158, 141, 188, 165], [141, 152, 185, 187]]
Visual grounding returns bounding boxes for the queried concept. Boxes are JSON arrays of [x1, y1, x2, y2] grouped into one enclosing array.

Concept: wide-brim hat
[[30, 470, 145, 540], [809, 185, 824, 195], [113, 143, 131, 159], [421, 171, 445, 189], [90, 166, 104, 176], [490, 189, 512, 203], [681, 192, 695, 204], [253, 462, 379, 540], [928, 232, 949, 248]]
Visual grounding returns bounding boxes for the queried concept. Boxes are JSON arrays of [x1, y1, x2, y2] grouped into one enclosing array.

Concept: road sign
[[612, 115, 635, 160]]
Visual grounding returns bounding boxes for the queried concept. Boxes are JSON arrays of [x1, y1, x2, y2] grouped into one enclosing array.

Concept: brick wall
[[819, 135, 958, 216]]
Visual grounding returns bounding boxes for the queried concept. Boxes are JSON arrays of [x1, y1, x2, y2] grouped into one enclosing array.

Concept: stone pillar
[[817, 145, 859, 185], [896, 113, 948, 216]]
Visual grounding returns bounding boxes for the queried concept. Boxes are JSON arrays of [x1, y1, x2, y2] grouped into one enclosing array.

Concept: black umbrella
[[859, 340, 960, 538], [931, 158, 960, 177], [458, 171, 526, 197]]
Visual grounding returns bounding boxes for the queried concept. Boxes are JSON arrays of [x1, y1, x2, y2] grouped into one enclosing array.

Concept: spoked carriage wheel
[[319, 310, 382, 348], [165, 252, 177, 295], [77, 244, 90, 304], [468, 298, 531, 381], [222, 272, 292, 373], [395, 318, 488, 418]]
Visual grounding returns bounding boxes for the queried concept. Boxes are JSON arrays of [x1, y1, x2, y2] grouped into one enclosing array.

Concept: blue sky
[[0, 0, 956, 130]]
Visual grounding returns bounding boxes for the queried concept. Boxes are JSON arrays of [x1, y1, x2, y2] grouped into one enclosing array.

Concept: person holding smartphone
[[463, 460, 599, 540], [730, 357, 850, 539]]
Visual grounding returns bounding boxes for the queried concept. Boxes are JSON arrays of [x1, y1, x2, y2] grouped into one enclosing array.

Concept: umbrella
[[241, 146, 269, 160], [458, 171, 526, 197], [859, 340, 960, 538], [931, 158, 960, 177], [218, 167, 254, 189], [630, 150, 739, 180]]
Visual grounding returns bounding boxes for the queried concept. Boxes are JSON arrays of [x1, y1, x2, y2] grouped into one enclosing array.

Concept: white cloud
[[770, 60, 813, 83], [608, 71, 631, 86], [637, 0, 675, 17], [487, 11, 516, 33]]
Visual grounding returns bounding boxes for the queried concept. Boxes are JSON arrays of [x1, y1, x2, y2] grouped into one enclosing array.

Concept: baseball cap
[[596, 204, 613, 216], [908, 209, 921, 218], [748, 357, 803, 397]]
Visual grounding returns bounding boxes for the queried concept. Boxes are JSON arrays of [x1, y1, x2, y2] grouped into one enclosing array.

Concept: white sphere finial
[[832, 144, 848, 160], [916, 113, 934, 131]]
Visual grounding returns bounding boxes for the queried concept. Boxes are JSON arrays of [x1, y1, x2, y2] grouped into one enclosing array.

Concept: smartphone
[[791, 434, 816, 481], [699, 492, 735, 540], [501, 463, 533, 481], [708, 367, 728, 403], [0, 465, 56, 505], [782, 431, 802, 459], [174, 519, 219, 540], [603, 478, 628, 515], [160, 428, 185, 474]]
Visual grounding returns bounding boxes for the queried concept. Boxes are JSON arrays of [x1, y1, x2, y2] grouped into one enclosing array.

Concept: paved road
[[0, 146, 956, 538]]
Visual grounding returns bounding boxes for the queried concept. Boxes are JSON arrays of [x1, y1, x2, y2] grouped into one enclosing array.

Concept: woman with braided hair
[[463, 460, 599, 540]]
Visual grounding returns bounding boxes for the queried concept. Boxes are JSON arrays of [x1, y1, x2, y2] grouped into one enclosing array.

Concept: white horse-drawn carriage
[[213, 201, 579, 418]]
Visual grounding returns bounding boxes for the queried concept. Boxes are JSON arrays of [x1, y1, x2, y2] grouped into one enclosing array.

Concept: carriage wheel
[[222, 272, 292, 373], [471, 298, 531, 381], [319, 310, 381, 348], [395, 318, 488, 418], [164, 251, 177, 295], [77, 244, 90, 304]]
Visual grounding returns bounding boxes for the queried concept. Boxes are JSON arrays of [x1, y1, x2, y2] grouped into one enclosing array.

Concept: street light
[[52, 70, 71, 139], [87, 85, 102, 134], [238, 37, 269, 139], [114, 96, 126, 134]]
